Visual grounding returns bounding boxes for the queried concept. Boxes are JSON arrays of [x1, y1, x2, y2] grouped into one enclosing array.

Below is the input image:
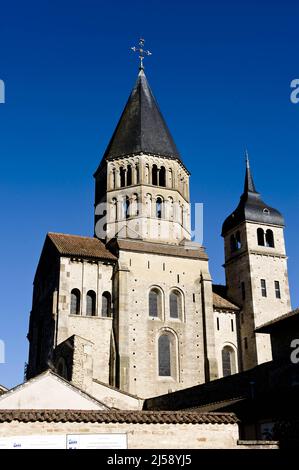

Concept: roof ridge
[[0, 409, 239, 425], [48, 232, 99, 241]]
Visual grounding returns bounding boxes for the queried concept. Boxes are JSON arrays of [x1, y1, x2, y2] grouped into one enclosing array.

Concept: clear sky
[[0, 0, 298, 388]]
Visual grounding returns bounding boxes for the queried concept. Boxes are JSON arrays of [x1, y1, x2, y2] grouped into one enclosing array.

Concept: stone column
[[132, 164, 137, 185], [115, 169, 121, 189]]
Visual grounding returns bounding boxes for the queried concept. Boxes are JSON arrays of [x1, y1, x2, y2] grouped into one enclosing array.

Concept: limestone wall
[[114, 248, 217, 398], [214, 310, 239, 377], [0, 421, 240, 449], [56, 258, 114, 384], [224, 221, 291, 370]]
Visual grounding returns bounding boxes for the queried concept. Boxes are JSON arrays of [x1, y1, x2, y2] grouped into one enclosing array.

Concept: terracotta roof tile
[[108, 238, 209, 260], [212, 285, 239, 311], [0, 410, 238, 425], [48, 233, 117, 261]]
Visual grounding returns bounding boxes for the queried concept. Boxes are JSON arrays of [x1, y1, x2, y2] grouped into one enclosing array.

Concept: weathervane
[[131, 38, 152, 70]]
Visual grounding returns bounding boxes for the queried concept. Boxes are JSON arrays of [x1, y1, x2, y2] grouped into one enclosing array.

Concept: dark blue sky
[[0, 0, 298, 387]]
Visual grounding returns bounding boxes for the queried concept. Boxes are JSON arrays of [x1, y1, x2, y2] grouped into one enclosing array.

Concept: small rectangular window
[[177, 274, 180, 283], [261, 279, 267, 298], [148, 261, 150, 269], [193, 293, 196, 303], [217, 317, 220, 331], [241, 282, 246, 300], [163, 263, 165, 271], [275, 281, 281, 299], [231, 319, 234, 332], [244, 337, 248, 349]]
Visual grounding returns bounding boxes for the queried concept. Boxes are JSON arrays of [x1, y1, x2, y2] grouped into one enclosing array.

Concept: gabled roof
[[107, 238, 208, 260], [48, 233, 117, 261], [95, 69, 182, 175], [0, 370, 109, 410], [222, 156, 284, 236], [0, 385, 8, 395], [212, 285, 240, 312]]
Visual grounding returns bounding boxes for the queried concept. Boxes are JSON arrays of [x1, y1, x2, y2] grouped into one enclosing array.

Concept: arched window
[[120, 167, 126, 187], [230, 234, 236, 252], [265, 229, 275, 248], [156, 197, 163, 219], [257, 228, 265, 246], [123, 196, 130, 219], [127, 165, 132, 186], [152, 164, 158, 186], [149, 288, 162, 318], [102, 292, 112, 317], [70, 289, 81, 315], [236, 231, 241, 249], [111, 198, 117, 221], [159, 166, 166, 187], [222, 346, 236, 377], [230, 232, 241, 252], [158, 335, 171, 376], [86, 290, 96, 316], [145, 164, 150, 184], [169, 290, 182, 319], [168, 168, 173, 188], [111, 169, 116, 189], [135, 164, 139, 184]]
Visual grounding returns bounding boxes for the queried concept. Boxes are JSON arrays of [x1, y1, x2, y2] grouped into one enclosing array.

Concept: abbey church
[[24, 64, 291, 405]]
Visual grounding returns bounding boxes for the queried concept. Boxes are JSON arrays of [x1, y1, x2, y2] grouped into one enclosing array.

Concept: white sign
[[67, 434, 127, 449], [0, 433, 127, 449], [0, 435, 66, 449]]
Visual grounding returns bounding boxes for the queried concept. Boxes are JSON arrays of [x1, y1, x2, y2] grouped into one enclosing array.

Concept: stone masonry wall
[[0, 421, 240, 449], [115, 248, 217, 398]]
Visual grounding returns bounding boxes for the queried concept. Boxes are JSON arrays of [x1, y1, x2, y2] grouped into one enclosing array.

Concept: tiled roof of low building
[[212, 285, 240, 311], [108, 238, 209, 260], [256, 308, 299, 333], [48, 233, 117, 261], [0, 410, 238, 425]]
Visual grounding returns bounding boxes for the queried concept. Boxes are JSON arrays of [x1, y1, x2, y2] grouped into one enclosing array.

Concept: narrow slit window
[[275, 281, 281, 299], [261, 279, 267, 298]]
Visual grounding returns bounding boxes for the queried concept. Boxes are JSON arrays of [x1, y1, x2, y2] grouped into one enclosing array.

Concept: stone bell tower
[[91, 52, 218, 398], [222, 154, 291, 370], [94, 68, 191, 244]]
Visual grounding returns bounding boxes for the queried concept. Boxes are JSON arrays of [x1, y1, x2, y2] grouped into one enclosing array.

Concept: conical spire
[[95, 69, 181, 174], [221, 151, 284, 236], [244, 150, 257, 194]]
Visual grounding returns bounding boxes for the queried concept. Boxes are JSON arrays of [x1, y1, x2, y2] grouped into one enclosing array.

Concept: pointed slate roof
[[222, 155, 284, 236], [95, 69, 181, 174]]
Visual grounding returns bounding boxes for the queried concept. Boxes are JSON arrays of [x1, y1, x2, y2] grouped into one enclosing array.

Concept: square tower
[[222, 156, 291, 370]]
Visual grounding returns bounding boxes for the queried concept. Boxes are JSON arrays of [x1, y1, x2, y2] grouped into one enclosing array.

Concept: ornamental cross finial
[[131, 38, 152, 70]]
